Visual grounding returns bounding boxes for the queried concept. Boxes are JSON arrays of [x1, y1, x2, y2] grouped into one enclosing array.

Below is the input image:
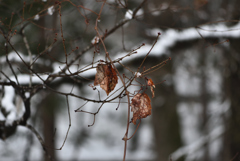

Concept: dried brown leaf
[[130, 93, 152, 125], [94, 64, 105, 86], [94, 63, 118, 95], [147, 78, 155, 87], [147, 78, 155, 98]]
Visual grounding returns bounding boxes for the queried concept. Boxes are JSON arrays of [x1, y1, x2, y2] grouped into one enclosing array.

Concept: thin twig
[[56, 95, 71, 150], [25, 124, 54, 161], [21, 28, 33, 87]]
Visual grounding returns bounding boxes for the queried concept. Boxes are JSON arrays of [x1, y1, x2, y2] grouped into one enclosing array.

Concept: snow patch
[[125, 10, 133, 20], [34, 14, 40, 20], [47, 6, 54, 15]]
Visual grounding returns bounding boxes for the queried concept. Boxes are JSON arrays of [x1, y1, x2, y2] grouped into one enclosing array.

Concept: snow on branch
[[170, 126, 224, 160], [112, 22, 240, 65]]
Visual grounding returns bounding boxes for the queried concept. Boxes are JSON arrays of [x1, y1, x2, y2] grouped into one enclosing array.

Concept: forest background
[[0, 0, 240, 161]]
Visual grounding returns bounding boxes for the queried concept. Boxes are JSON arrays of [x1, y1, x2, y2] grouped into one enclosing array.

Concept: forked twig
[[125, 119, 141, 140]]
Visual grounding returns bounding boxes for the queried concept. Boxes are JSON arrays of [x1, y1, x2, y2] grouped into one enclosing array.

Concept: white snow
[[125, 10, 133, 20], [91, 36, 100, 44], [135, 72, 142, 78], [1, 86, 15, 113], [171, 125, 224, 161], [47, 6, 54, 15], [34, 14, 39, 20]]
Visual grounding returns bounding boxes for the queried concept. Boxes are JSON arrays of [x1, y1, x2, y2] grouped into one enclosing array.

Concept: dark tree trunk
[[42, 96, 55, 161], [150, 57, 183, 161], [222, 38, 240, 161]]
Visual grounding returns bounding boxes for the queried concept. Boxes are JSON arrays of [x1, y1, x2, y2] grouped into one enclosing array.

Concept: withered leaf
[[94, 63, 118, 95], [94, 64, 105, 86], [150, 86, 155, 98], [147, 78, 155, 87], [147, 78, 155, 98], [130, 93, 152, 125]]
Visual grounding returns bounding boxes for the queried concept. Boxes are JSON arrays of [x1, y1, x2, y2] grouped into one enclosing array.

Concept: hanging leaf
[[94, 63, 118, 95], [94, 64, 105, 86], [130, 93, 152, 125], [147, 78, 155, 98]]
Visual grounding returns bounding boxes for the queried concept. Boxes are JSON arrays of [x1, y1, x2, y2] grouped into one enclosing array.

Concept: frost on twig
[[91, 36, 100, 45], [135, 72, 142, 78]]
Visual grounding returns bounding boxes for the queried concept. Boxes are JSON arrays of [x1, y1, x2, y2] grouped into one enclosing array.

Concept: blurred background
[[0, 0, 240, 161]]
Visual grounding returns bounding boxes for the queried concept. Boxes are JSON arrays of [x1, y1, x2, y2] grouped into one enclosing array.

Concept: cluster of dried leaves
[[94, 63, 156, 125]]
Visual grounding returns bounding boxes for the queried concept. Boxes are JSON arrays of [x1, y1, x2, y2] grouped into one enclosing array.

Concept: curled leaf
[[94, 64, 105, 86], [147, 78, 155, 98], [147, 78, 155, 87], [130, 93, 152, 125], [150, 86, 155, 98], [94, 63, 118, 95]]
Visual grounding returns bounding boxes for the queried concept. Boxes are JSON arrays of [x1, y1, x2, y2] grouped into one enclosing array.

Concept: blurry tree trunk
[[222, 38, 240, 161], [38, 4, 58, 160], [150, 57, 183, 161], [199, 44, 210, 161], [41, 94, 55, 161]]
